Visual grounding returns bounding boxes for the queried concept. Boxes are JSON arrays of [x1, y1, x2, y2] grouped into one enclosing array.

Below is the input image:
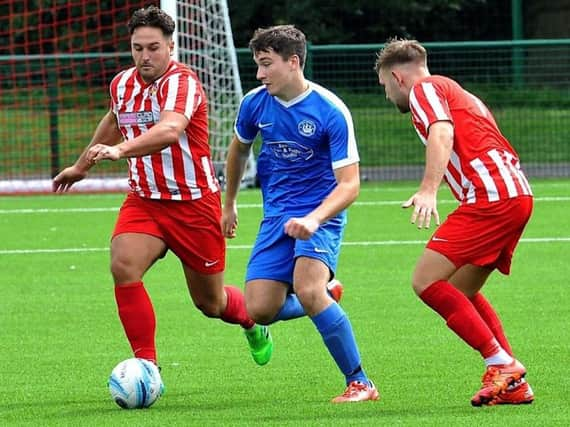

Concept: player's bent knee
[[194, 300, 224, 318], [411, 275, 432, 296], [245, 302, 275, 325]]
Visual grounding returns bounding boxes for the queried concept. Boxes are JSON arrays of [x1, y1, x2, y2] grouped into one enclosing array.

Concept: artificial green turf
[[1, 180, 569, 426]]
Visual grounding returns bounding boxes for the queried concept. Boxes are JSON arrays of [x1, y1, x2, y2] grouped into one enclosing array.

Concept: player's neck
[[278, 77, 309, 102]]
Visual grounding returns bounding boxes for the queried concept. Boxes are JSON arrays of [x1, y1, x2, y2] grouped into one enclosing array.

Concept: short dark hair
[[374, 38, 427, 74], [249, 25, 307, 68], [128, 5, 175, 36]]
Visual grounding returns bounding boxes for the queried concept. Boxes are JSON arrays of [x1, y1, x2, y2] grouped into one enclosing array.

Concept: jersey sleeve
[[409, 80, 452, 134], [233, 92, 259, 144], [159, 72, 202, 120], [327, 106, 359, 169]]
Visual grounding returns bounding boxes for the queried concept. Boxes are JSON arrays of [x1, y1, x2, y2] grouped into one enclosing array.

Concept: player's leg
[[293, 257, 378, 403], [449, 264, 513, 355], [417, 198, 533, 405], [243, 216, 307, 323], [450, 265, 534, 405], [111, 232, 167, 365], [413, 249, 522, 400], [110, 194, 168, 365], [183, 266, 274, 366], [266, 279, 344, 322]]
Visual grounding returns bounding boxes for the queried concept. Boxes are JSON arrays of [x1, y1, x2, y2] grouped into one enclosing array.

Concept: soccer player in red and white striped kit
[[53, 6, 272, 370], [375, 38, 534, 406]]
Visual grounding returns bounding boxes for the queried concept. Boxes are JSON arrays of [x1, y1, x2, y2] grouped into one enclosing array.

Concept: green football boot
[[244, 325, 273, 366]]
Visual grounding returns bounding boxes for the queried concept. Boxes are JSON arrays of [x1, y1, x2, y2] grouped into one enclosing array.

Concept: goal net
[[165, 0, 256, 188], [0, 0, 253, 194]]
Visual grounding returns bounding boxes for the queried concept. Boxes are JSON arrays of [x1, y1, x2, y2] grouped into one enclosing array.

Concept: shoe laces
[[341, 381, 368, 397]]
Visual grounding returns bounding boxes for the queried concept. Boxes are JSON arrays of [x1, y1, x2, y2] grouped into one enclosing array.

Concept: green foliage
[[228, 0, 512, 46]]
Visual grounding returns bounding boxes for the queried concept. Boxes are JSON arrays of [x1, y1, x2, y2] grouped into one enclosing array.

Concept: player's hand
[[87, 144, 122, 163], [52, 165, 88, 193], [284, 217, 319, 240], [402, 191, 440, 229], [222, 204, 238, 238]]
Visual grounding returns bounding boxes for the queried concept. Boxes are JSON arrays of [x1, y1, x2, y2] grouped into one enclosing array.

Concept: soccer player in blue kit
[[222, 25, 378, 403]]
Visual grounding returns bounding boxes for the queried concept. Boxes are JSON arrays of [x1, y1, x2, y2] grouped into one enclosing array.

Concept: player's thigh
[[110, 232, 167, 282], [412, 248, 457, 295], [448, 264, 493, 297], [294, 216, 344, 280], [245, 279, 289, 320]]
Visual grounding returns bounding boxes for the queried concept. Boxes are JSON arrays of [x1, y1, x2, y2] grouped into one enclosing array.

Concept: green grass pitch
[[1, 180, 569, 426]]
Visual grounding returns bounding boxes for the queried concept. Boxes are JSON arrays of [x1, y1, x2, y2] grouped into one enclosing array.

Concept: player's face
[[131, 26, 173, 84], [379, 68, 410, 113], [253, 49, 297, 99]]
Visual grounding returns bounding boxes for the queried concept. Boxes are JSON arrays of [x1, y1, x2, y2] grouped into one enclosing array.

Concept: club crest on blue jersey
[[297, 119, 316, 137], [268, 141, 314, 162]]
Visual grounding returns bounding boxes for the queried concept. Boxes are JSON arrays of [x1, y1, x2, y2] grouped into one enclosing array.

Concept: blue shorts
[[245, 214, 346, 285]]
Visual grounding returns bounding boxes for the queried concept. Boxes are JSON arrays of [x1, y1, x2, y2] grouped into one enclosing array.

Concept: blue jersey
[[234, 81, 359, 218]]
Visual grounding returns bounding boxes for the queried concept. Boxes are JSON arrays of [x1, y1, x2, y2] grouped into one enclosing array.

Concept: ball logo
[[298, 119, 316, 137]]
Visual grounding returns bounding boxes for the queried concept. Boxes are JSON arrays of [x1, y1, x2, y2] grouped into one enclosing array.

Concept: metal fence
[[237, 39, 570, 180], [1, 40, 569, 188]]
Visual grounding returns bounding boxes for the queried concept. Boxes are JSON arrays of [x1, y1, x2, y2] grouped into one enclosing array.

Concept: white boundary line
[[1, 196, 569, 214], [2, 237, 569, 255]]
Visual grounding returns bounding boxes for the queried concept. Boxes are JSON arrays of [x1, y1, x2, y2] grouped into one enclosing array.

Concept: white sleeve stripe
[[421, 82, 449, 121], [184, 77, 197, 117], [164, 74, 179, 111], [311, 83, 359, 164], [471, 158, 499, 202], [332, 157, 359, 170], [409, 89, 430, 130], [489, 149, 518, 197]]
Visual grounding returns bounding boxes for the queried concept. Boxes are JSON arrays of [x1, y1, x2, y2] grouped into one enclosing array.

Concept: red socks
[[419, 280, 499, 358], [221, 286, 255, 329], [114, 282, 157, 363], [469, 292, 513, 356]]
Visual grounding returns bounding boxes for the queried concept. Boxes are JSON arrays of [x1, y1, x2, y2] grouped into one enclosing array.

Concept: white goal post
[[162, 0, 257, 188]]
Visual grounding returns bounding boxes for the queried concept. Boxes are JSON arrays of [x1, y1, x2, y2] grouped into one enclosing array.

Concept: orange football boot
[[332, 381, 380, 403], [471, 359, 527, 406], [327, 279, 344, 303], [494, 379, 534, 405]]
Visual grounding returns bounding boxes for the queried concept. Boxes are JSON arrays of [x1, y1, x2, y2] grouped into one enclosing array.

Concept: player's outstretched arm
[[402, 120, 453, 228], [222, 135, 252, 238], [52, 110, 122, 192]]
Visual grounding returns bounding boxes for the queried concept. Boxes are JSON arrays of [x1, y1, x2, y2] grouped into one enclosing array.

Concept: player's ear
[[289, 54, 301, 70], [391, 69, 404, 87]]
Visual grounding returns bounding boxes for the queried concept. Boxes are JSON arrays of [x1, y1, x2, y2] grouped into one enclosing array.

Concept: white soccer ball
[[108, 358, 164, 409]]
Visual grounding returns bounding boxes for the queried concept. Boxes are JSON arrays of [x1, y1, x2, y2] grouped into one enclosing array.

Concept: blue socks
[[272, 294, 306, 322], [310, 303, 368, 385]]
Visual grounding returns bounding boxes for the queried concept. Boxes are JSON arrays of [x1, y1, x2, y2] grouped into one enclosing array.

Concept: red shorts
[[426, 196, 533, 274], [112, 191, 225, 274]]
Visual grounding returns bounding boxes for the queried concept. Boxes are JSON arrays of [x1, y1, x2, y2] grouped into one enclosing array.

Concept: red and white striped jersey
[[109, 61, 219, 200], [409, 75, 532, 205]]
